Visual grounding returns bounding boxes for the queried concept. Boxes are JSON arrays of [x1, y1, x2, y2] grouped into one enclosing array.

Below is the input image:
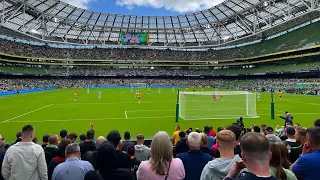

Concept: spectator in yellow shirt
[[172, 125, 181, 146]]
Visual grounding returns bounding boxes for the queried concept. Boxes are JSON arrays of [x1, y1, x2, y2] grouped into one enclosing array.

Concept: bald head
[[95, 136, 105, 148]]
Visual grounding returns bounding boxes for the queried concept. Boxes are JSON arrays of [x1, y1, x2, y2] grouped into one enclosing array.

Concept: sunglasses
[[0, 138, 4, 140]]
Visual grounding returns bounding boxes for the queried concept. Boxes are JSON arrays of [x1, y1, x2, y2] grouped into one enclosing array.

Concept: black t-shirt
[[225, 172, 277, 180], [200, 147, 215, 158], [129, 158, 141, 179], [80, 141, 96, 159], [289, 145, 303, 163], [116, 150, 131, 169]]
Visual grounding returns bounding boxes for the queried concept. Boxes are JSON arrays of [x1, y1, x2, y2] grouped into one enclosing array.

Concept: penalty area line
[[1, 104, 53, 123], [4, 116, 176, 123]]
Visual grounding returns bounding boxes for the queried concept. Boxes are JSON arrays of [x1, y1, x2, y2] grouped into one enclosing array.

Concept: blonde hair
[[150, 131, 173, 175], [217, 130, 236, 149], [200, 133, 208, 146]]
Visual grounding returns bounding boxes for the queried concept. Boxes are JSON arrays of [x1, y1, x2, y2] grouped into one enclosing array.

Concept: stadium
[[0, 0, 320, 179]]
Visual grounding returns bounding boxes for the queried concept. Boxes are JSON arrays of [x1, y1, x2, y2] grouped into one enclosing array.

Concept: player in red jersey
[[213, 92, 217, 102]]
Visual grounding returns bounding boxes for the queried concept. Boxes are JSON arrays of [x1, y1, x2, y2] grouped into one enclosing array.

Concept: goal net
[[130, 83, 147, 89], [179, 91, 258, 120]]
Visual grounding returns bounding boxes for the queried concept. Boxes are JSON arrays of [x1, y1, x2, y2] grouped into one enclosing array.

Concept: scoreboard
[[120, 33, 149, 44]]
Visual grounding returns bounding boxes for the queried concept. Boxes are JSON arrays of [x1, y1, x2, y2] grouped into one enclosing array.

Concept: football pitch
[[0, 88, 319, 142]]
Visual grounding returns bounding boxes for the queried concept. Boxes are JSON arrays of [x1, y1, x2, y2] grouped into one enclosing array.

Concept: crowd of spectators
[[0, 37, 249, 61], [0, 77, 319, 95], [1, 119, 320, 180]]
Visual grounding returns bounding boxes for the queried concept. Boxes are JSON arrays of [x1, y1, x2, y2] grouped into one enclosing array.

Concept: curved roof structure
[[0, 0, 319, 47]]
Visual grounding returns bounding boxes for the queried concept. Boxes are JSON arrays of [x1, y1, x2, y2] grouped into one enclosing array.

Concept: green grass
[[0, 88, 319, 142]]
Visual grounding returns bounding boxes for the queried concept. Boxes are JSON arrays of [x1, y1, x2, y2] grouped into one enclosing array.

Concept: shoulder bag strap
[[164, 161, 172, 180]]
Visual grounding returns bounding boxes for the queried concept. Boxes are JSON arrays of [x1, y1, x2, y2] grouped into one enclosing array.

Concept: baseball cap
[[266, 126, 274, 132]]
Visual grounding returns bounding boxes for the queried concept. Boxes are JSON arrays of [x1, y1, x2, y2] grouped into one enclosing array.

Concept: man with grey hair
[[176, 132, 212, 180], [2, 125, 48, 180], [52, 143, 93, 180], [83, 136, 105, 169]]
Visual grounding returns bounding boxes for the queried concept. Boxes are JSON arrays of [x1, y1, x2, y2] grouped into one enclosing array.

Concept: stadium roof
[[0, 0, 319, 47]]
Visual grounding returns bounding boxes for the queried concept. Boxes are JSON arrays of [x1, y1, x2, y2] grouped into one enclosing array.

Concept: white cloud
[[115, 0, 225, 13], [61, 0, 94, 9]]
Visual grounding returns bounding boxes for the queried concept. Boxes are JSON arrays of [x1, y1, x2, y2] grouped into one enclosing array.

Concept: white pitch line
[[125, 111, 128, 119], [283, 100, 320, 106], [5, 116, 176, 123], [1, 104, 52, 123], [126, 110, 174, 112]]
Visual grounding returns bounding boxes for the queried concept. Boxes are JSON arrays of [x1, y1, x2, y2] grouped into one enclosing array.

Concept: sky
[[61, 0, 225, 16]]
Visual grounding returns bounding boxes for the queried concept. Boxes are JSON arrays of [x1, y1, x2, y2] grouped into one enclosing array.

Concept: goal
[[130, 83, 147, 89], [178, 91, 258, 120]]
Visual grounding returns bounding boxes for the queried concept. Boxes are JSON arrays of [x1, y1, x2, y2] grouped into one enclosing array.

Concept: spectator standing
[[200, 133, 215, 158], [209, 126, 216, 137], [137, 131, 185, 180], [204, 126, 215, 148], [314, 119, 320, 127], [276, 142, 291, 169], [211, 127, 224, 154], [83, 136, 105, 170], [1, 125, 48, 180], [52, 143, 93, 180], [283, 127, 299, 149], [47, 139, 72, 180], [289, 128, 307, 163], [42, 135, 49, 148], [224, 132, 277, 180], [135, 134, 150, 161], [0, 134, 5, 180], [173, 131, 189, 157], [107, 130, 131, 169], [201, 130, 242, 180], [33, 137, 39, 144], [290, 126, 320, 180], [265, 127, 282, 143], [122, 132, 134, 152], [215, 124, 242, 158], [44, 135, 59, 167], [79, 134, 86, 143], [172, 125, 181, 146], [59, 130, 67, 141], [253, 126, 261, 133], [79, 130, 96, 159], [66, 132, 78, 143], [127, 145, 141, 179], [269, 143, 297, 180], [10, 131, 21, 145], [84, 141, 134, 180], [176, 132, 211, 180]]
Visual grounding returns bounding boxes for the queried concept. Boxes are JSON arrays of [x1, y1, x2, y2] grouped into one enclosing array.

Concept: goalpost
[[130, 83, 147, 89], [178, 91, 258, 120]]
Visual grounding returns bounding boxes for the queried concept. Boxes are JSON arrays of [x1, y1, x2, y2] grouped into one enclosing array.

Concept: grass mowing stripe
[[1, 104, 52, 123]]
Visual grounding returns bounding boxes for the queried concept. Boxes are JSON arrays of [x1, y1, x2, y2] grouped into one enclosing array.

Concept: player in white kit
[[257, 92, 261, 101], [87, 88, 90, 94], [98, 90, 101, 99]]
